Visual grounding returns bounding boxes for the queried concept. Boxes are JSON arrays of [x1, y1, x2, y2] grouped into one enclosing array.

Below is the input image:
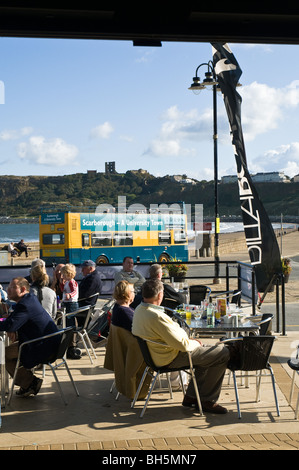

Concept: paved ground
[[0, 330, 299, 451], [0, 231, 299, 451]]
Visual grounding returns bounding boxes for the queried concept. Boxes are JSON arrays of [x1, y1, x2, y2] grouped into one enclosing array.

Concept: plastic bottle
[[207, 299, 215, 328], [57, 295, 61, 309], [215, 300, 221, 324]]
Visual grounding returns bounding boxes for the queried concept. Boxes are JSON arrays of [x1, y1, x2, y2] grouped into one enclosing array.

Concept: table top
[[178, 316, 260, 334]]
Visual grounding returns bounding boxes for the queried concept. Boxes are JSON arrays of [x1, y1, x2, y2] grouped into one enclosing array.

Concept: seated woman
[[112, 280, 135, 332], [30, 264, 57, 319]]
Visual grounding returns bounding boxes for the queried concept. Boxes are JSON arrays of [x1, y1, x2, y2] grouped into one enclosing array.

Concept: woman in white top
[[30, 264, 57, 319]]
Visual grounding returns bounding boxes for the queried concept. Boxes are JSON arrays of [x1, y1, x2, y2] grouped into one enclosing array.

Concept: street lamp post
[[189, 61, 220, 284]]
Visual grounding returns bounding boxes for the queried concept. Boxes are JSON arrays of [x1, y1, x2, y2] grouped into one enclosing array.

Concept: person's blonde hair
[[113, 280, 134, 303], [31, 264, 49, 287], [61, 263, 76, 280]]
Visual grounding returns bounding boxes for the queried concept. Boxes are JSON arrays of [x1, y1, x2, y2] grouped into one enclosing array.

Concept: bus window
[[113, 232, 133, 246], [43, 233, 65, 245], [91, 232, 112, 247], [82, 233, 90, 247], [158, 231, 171, 245], [174, 230, 187, 244]]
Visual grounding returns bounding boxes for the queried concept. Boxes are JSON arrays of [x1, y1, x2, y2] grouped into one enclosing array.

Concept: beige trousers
[[169, 343, 230, 402]]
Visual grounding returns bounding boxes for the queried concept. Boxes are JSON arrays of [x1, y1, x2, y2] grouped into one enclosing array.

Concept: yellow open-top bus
[[39, 204, 189, 265]]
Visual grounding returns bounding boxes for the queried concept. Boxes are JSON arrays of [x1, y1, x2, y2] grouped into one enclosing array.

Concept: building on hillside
[[105, 162, 116, 174], [221, 171, 290, 184], [251, 171, 290, 183], [171, 175, 197, 184]]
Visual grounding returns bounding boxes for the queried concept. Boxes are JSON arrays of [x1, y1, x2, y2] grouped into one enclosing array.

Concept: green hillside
[[0, 170, 298, 219]]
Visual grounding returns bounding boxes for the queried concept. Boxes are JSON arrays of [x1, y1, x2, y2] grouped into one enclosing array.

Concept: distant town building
[[251, 171, 290, 183], [221, 175, 238, 184], [221, 171, 290, 184], [293, 174, 299, 183], [171, 175, 197, 184]]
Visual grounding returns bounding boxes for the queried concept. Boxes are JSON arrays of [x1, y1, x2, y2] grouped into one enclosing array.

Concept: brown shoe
[[202, 401, 228, 414], [182, 395, 197, 408]]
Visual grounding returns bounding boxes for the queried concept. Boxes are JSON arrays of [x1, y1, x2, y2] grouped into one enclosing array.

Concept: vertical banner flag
[[211, 42, 282, 292]]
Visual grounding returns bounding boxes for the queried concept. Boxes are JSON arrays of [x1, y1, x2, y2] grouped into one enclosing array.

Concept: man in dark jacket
[[1, 277, 60, 398], [79, 260, 102, 307]]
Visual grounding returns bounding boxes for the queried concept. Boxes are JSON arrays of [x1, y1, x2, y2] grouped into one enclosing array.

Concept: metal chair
[[131, 336, 202, 418], [288, 343, 299, 419], [161, 297, 181, 310], [63, 305, 97, 364], [189, 285, 211, 305], [223, 335, 280, 419], [243, 313, 274, 336], [78, 292, 100, 308], [7, 327, 79, 406]]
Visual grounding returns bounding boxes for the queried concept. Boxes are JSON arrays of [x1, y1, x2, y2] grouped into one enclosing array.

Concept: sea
[[0, 221, 297, 244]]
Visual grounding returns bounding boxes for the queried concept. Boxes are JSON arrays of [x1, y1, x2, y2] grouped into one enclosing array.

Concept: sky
[[1, 37, 299, 181]]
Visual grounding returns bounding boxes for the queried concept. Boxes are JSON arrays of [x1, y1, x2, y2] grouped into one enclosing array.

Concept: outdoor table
[[184, 317, 260, 338]]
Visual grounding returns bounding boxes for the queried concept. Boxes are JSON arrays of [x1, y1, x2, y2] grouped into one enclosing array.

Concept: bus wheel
[[158, 253, 170, 263], [96, 255, 109, 264]]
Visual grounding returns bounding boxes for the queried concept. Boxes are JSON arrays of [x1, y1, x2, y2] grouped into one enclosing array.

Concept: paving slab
[[0, 330, 299, 450]]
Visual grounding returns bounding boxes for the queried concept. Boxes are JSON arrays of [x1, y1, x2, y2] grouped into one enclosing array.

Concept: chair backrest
[[79, 292, 99, 307], [239, 336, 275, 371], [189, 285, 210, 305], [47, 327, 75, 363], [81, 306, 94, 330], [259, 313, 274, 335], [87, 299, 115, 342], [231, 289, 242, 305], [136, 337, 160, 372], [162, 297, 181, 309]]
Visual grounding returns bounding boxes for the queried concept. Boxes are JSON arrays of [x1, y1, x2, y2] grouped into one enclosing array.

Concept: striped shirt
[[62, 279, 78, 303]]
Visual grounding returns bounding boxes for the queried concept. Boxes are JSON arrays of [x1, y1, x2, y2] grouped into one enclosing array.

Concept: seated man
[[15, 239, 29, 258], [0, 277, 60, 398], [114, 256, 145, 293], [8, 242, 18, 257], [132, 279, 230, 414], [114, 256, 145, 308], [149, 263, 185, 307], [79, 260, 102, 307]]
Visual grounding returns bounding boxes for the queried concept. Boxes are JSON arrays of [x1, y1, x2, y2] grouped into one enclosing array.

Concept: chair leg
[[6, 357, 22, 406], [232, 371, 242, 419], [289, 370, 296, 404], [49, 364, 68, 405], [166, 373, 173, 399], [268, 365, 280, 417], [295, 393, 299, 419], [63, 361, 80, 397], [140, 372, 160, 418], [77, 332, 94, 364], [131, 367, 149, 409], [83, 331, 97, 359]]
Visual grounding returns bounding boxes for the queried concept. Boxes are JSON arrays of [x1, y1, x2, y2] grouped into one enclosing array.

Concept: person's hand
[[7, 332, 17, 342]]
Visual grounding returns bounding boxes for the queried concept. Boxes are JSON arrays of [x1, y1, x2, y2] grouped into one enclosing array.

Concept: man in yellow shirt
[[132, 279, 230, 414]]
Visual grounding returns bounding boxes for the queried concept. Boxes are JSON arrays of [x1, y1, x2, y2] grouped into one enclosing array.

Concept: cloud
[[251, 142, 299, 177], [143, 105, 228, 158], [18, 136, 79, 166], [240, 80, 299, 141], [89, 122, 114, 139], [0, 127, 33, 141]]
